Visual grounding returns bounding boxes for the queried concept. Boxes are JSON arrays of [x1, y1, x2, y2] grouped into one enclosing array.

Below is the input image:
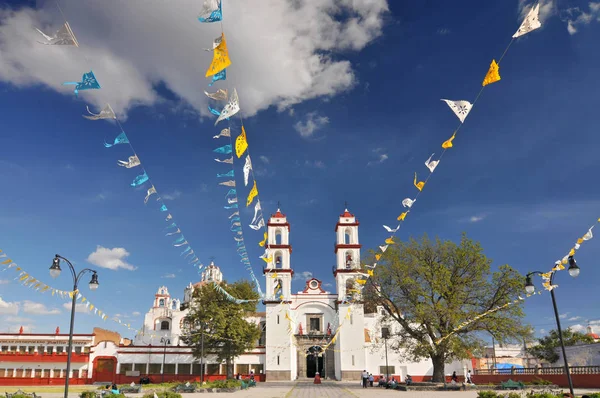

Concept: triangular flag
[[259, 232, 268, 247], [36, 22, 79, 46], [144, 186, 157, 204], [413, 172, 425, 191], [83, 104, 116, 120], [441, 99, 472, 123], [513, 4, 541, 38], [213, 128, 230, 139], [383, 225, 399, 233], [385, 237, 395, 245], [243, 155, 253, 186], [236, 126, 248, 158], [205, 89, 228, 101], [442, 131, 456, 149], [402, 198, 416, 208], [397, 211, 409, 221], [482, 60, 501, 87], [379, 245, 388, 252], [247, 181, 258, 207], [215, 89, 239, 125], [583, 226, 594, 241], [206, 33, 231, 77], [425, 153, 439, 172]]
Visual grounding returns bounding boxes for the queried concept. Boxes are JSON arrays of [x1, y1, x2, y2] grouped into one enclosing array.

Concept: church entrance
[[306, 346, 323, 378]]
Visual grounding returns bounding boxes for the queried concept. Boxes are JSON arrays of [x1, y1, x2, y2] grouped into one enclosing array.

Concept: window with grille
[[379, 366, 395, 375], [120, 364, 133, 375], [207, 364, 220, 375]]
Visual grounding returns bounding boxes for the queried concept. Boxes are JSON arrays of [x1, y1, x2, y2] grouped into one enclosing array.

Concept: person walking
[[369, 373, 374, 387], [361, 369, 369, 388]]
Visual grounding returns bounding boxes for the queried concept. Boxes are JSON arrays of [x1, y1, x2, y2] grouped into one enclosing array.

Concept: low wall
[[472, 374, 600, 388], [0, 377, 88, 386], [113, 373, 266, 384]]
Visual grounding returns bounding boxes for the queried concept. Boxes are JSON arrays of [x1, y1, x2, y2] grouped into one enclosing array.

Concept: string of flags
[[355, 3, 544, 297], [34, 13, 204, 273], [199, 1, 269, 297]]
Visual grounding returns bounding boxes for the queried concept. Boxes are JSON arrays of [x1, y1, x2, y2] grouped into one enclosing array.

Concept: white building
[[119, 207, 467, 382]]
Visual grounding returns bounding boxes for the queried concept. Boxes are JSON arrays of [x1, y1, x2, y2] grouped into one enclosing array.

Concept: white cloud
[[162, 191, 182, 201], [568, 324, 587, 333], [162, 273, 176, 279], [87, 245, 137, 271], [559, 313, 568, 319], [293, 271, 313, 281], [539, 328, 547, 335], [294, 112, 330, 138], [0, 279, 9, 284], [132, 311, 141, 316], [367, 153, 388, 166], [0, 297, 19, 315], [518, 0, 555, 25], [63, 302, 90, 313], [5, 316, 34, 323], [568, 316, 582, 321], [22, 300, 61, 315], [304, 160, 325, 168], [564, 3, 600, 35], [469, 215, 486, 223], [0, 0, 388, 120], [259, 156, 270, 164], [323, 283, 333, 287]]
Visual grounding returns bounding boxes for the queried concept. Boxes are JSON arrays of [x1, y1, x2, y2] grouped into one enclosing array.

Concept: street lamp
[[49, 254, 98, 398], [525, 256, 579, 396], [160, 337, 170, 383]]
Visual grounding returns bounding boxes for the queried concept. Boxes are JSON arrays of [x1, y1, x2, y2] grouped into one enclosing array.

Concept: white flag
[[379, 245, 388, 253], [229, 211, 240, 219], [383, 225, 399, 233], [117, 155, 141, 169], [583, 226, 594, 241], [36, 22, 78, 46], [145, 186, 157, 204], [513, 4, 541, 38], [219, 180, 236, 187], [213, 128, 230, 139], [441, 99, 473, 123], [215, 89, 240, 125], [165, 228, 181, 236], [402, 198, 416, 208], [228, 197, 238, 204], [215, 157, 233, 164], [251, 201, 262, 225], [243, 155, 253, 186], [250, 218, 264, 230], [83, 104, 116, 120], [165, 213, 173, 221], [205, 89, 228, 101], [425, 153, 439, 172]]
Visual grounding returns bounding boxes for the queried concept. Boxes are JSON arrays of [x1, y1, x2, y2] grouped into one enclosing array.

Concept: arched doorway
[[306, 346, 323, 378]]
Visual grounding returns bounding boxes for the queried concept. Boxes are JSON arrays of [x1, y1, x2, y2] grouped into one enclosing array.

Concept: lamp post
[[160, 337, 170, 383], [200, 327, 205, 384], [524, 256, 580, 397], [49, 254, 98, 398], [382, 327, 390, 380]]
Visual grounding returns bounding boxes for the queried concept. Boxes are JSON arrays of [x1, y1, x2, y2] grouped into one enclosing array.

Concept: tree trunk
[[431, 354, 446, 382], [225, 357, 233, 379]]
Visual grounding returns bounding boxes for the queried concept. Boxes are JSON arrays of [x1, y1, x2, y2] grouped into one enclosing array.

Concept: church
[[123, 207, 468, 382]]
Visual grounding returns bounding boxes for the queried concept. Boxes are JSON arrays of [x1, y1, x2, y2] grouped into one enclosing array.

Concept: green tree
[[182, 280, 261, 379], [527, 328, 594, 363], [363, 233, 530, 382]]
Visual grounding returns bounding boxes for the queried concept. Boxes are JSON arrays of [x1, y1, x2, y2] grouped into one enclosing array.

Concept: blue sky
[[0, 0, 599, 342]]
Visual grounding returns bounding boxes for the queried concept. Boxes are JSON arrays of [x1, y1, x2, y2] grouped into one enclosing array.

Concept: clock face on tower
[[310, 280, 318, 289]]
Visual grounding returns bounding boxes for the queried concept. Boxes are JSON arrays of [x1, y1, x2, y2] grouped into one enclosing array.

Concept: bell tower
[[264, 207, 293, 301], [332, 207, 366, 381], [333, 207, 363, 302]]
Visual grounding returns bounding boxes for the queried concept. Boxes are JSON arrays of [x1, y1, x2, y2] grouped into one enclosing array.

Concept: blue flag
[[131, 172, 148, 187], [214, 144, 232, 154], [63, 71, 101, 96], [198, 0, 222, 23], [209, 69, 226, 87], [217, 170, 234, 178], [104, 131, 129, 148]]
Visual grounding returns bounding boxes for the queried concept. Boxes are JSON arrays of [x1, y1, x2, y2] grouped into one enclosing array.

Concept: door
[[95, 358, 116, 382]]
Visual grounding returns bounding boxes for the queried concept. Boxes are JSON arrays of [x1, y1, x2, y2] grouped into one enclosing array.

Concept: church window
[[308, 315, 322, 332], [159, 299, 165, 307], [379, 365, 395, 375], [277, 315, 280, 324], [172, 301, 177, 310], [277, 356, 280, 365], [382, 327, 390, 339], [352, 355, 355, 366], [350, 314, 353, 325], [258, 322, 266, 346], [275, 229, 282, 245], [160, 321, 170, 331], [274, 251, 283, 268], [345, 252, 353, 269]]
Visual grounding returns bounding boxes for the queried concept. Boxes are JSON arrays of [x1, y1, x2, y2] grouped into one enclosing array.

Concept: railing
[[474, 365, 600, 375]]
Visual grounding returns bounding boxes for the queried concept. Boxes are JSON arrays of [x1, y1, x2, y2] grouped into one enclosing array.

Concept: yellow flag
[[261, 256, 272, 264], [568, 248, 575, 256], [356, 279, 367, 285], [19, 274, 28, 281], [271, 272, 278, 278], [367, 270, 374, 277], [247, 180, 258, 207], [576, 238, 583, 244], [397, 211, 408, 221], [442, 131, 456, 149], [81, 297, 87, 303], [236, 126, 248, 158], [385, 237, 395, 245], [69, 291, 74, 299], [205, 33, 232, 77], [482, 59, 501, 87], [40, 286, 49, 293], [414, 172, 425, 191], [375, 254, 381, 261], [89, 304, 94, 311], [259, 232, 267, 247], [1, 259, 12, 265]]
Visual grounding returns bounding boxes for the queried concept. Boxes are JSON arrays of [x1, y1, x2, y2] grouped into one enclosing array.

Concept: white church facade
[[110, 208, 468, 382]]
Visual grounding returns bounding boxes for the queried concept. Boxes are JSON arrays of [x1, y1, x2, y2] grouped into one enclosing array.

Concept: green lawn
[[1, 385, 94, 393]]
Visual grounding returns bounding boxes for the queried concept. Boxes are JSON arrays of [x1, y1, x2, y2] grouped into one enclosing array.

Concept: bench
[[248, 379, 256, 387], [501, 379, 524, 390], [173, 384, 196, 393], [6, 391, 41, 398], [119, 385, 141, 394]]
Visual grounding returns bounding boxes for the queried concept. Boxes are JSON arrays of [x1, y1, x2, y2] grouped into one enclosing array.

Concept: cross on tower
[[344, 201, 348, 209], [209, 256, 216, 264], [277, 201, 281, 210]]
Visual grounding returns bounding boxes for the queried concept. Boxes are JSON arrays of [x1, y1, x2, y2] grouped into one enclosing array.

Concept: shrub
[[204, 379, 241, 389], [477, 392, 500, 398], [80, 392, 97, 398], [506, 393, 522, 398], [529, 378, 553, 385], [142, 392, 182, 398]]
